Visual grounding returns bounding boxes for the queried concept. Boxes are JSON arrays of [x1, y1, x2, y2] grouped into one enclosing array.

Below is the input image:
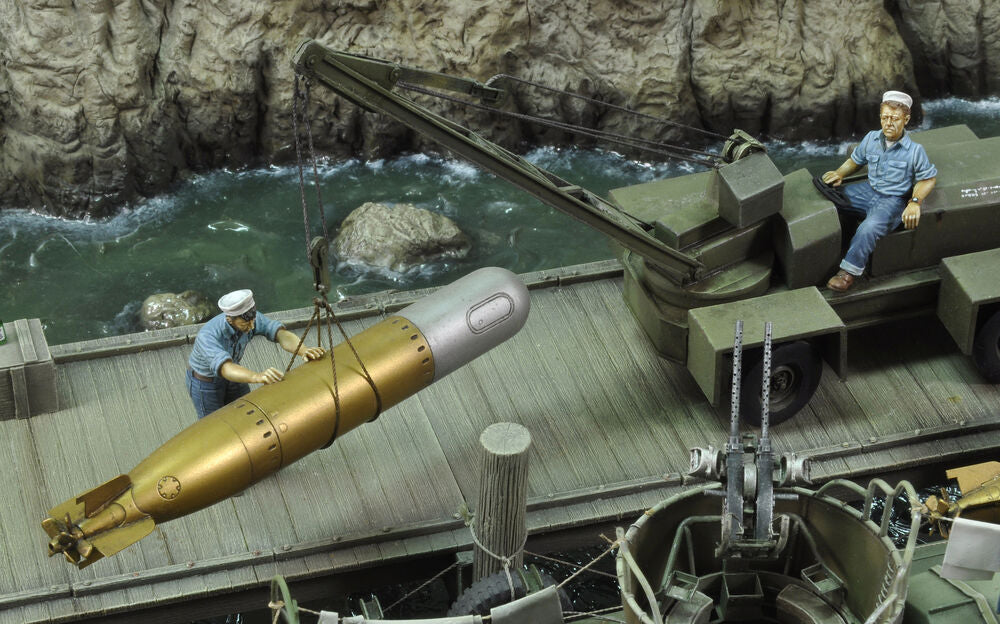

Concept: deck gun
[[687, 321, 810, 560]]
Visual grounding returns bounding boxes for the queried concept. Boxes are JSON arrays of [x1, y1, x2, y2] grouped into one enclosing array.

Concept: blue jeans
[[186, 369, 250, 419], [839, 182, 908, 276]]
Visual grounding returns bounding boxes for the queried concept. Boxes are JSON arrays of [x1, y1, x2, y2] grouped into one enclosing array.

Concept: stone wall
[[0, 0, 996, 218]]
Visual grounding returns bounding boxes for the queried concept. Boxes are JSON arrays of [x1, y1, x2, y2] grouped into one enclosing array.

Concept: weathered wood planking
[[3, 261, 1000, 623]]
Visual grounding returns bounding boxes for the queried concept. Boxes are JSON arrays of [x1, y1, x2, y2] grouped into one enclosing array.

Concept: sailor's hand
[[254, 367, 285, 384], [821, 170, 843, 187], [902, 202, 920, 229], [300, 346, 325, 361]]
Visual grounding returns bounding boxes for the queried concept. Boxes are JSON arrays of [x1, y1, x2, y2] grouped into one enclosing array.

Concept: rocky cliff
[[1, 0, 996, 218]]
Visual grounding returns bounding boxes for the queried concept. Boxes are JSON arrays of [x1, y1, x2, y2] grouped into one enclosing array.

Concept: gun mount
[[688, 321, 810, 561], [293, 40, 1000, 425]]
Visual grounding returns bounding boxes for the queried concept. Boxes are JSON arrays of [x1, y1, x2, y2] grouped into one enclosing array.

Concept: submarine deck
[[3, 260, 1000, 623]]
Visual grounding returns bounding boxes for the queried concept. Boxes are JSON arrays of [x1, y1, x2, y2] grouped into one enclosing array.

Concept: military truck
[[292, 40, 1000, 425]]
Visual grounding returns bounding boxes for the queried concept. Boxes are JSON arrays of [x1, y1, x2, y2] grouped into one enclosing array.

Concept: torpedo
[[42, 267, 530, 568]]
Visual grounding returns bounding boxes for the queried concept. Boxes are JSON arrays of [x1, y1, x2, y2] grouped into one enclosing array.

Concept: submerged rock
[[333, 202, 471, 273], [140, 291, 215, 331]]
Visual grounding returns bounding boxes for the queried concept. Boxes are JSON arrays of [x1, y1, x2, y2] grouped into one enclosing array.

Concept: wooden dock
[[2, 259, 999, 623]]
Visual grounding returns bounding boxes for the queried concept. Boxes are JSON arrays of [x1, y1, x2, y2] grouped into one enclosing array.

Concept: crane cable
[[492, 72, 730, 141], [290, 75, 383, 434], [397, 75, 725, 168]]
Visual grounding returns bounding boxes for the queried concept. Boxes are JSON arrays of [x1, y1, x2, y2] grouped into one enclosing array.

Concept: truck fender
[[687, 287, 846, 422], [937, 249, 1000, 356]]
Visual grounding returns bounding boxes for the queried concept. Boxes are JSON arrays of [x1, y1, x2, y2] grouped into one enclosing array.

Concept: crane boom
[[292, 39, 705, 283]]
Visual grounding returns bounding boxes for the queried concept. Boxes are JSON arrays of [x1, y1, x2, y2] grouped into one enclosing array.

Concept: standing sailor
[[186, 289, 325, 419]]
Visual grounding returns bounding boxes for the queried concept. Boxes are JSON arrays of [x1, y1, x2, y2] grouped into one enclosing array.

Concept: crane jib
[[291, 39, 705, 284]]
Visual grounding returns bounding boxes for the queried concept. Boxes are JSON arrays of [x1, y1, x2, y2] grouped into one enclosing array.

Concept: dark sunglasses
[[237, 307, 256, 322]]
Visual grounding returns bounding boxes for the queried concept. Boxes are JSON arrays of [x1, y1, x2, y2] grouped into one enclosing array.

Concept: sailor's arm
[[276, 328, 325, 360], [219, 360, 284, 384], [822, 158, 861, 187], [902, 177, 936, 230]]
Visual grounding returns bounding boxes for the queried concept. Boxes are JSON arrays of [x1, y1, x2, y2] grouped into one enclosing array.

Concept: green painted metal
[[870, 136, 1000, 277], [773, 169, 842, 289], [687, 288, 845, 406], [938, 248, 1000, 355], [715, 152, 784, 228], [610, 170, 727, 250], [616, 479, 922, 624], [610, 153, 783, 249], [825, 267, 940, 328], [905, 542, 1000, 624]]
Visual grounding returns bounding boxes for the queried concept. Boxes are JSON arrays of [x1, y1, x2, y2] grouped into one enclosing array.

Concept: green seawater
[[3, 97, 999, 346]]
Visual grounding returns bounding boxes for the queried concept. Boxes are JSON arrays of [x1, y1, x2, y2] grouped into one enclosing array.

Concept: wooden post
[[473, 422, 531, 582]]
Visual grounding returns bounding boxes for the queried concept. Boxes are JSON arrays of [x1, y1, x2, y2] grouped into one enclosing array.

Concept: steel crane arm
[[291, 39, 704, 283]]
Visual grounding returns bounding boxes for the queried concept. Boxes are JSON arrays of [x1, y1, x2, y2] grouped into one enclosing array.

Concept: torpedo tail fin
[[42, 474, 154, 569]]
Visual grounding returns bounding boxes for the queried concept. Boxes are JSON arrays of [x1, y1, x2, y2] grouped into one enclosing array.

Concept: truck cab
[[613, 123, 1000, 423]]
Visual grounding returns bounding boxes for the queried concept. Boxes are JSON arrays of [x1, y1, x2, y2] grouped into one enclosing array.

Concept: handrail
[[617, 526, 664, 624]]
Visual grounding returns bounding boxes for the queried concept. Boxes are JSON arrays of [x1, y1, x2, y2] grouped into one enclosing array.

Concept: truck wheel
[[973, 311, 1000, 382], [740, 341, 822, 426]]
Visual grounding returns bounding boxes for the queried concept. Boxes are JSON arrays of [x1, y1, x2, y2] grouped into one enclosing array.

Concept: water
[[3, 97, 1000, 346]]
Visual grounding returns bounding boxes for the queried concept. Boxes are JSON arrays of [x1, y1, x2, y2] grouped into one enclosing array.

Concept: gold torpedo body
[[42, 267, 529, 568]]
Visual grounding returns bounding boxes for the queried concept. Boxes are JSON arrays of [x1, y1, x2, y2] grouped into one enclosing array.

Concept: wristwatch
[[910, 196, 921, 204]]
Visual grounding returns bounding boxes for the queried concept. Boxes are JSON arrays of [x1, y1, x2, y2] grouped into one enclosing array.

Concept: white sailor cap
[[882, 90, 913, 109], [218, 289, 255, 316]]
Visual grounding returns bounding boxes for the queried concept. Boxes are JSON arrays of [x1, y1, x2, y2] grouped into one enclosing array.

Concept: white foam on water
[[0, 192, 179, 245], [397, 152, 432, 167], [918, 96, 1000, 136], [765, 137, 854, 159], [334, 257, 460, 287], [923, 95, 1000, 117], [440, 158, 480, 183]]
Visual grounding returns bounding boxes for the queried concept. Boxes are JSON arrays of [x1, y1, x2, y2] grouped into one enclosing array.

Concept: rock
[[333, 202, 471, 272], [140, 290, 215, 330], [1, 0, 998, 217], [887, 0, 1000, 98]]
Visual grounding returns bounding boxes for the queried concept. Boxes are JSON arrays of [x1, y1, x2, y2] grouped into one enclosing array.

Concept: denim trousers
[[839, 182, 908, 276], [185, 368, 250, 419]]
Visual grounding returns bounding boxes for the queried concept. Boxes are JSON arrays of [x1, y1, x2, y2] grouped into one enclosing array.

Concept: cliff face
[[0, 0, 996, 218]]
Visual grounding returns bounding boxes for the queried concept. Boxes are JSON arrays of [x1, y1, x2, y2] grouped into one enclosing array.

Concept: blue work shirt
[[850, 129, 937, 197], [187, 312, 284, 378]]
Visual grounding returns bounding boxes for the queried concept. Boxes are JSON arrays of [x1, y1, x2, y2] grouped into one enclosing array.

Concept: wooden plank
[[35, 357, 137, 618], [0, 420, 65, 595], [0, 603, 54, 624], [570, 280, 726, 473], [574, 280, 727, 463], [7, 267, 1000, 622]]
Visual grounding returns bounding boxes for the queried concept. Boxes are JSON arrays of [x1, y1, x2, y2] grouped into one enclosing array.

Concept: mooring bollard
[[473, 422, 531, 582]]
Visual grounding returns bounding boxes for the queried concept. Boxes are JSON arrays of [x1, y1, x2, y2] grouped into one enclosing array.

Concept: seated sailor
[[821, 90, 938, 292]]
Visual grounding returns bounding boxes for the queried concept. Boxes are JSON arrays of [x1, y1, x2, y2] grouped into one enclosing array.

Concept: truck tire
[[446, 570, 571, 617], [973, 311, 1000, 383], [740, 340, 822, 427]]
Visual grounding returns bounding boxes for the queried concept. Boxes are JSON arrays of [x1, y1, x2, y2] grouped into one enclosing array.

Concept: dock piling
[[473, 422, 531, 582]]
